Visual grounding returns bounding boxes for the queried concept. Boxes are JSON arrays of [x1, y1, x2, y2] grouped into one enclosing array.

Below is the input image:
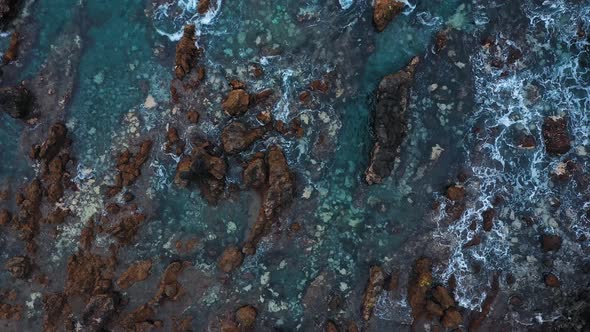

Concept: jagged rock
[[0, 209, 10, 225], [243, 153, 267, 189], [365, 57, 419, 185], [108, 140, 153, 197], [446, 185, 465, 201], [3, 31, 19, 63], [361, 266, 385, 321], [65, 252, 113, 298], [243, 146, 294, 255], [0, 84, 33, 119], [197, 0, 211, 14], [542, 116, 571, 155], [251, 88, 273, 105], [222, 89, 250, 116], [105, 211, 147, 244], [407, 258, 432, 320], [117, 260, 152, 289], [373, 0, 404, 32], [441, 307, 463, 329], [175, 143, 227, 203], [434, 30, 448, 54], [175, 25, 200, 80], [0, 302, 22, 320], [5, 256, 31, 279], [33, 123, 69, 163], [221, 122, 266, 154], [80, 294, 118, 331], [325, 320, 339, 332], [151, 261, 189, 304], [120, 304, 160, 330], [432, 286, 455, 309], [218, 245, 243, 273], [544, 273, 560, 287], [164, 127, 185, 156], [235, 305, 257, 327], [541, 234, 562, 252], [482, 208, 495, 232], [42, 293, 68, 332], [187, 110, 199, 124]]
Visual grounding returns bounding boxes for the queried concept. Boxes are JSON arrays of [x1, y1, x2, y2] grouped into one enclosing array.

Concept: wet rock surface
[[0, 85, 33, 119], [366, 57, 419, 185], [373, 0, 404, 32]]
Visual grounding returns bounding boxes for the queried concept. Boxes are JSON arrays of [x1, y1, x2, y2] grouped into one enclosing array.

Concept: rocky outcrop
[[221, 122, 266, 154], [175, 25, 200, 80], [106, 140, 153, 197], [236, 305, 257, 328], [174, 140, 227, 203], [116, 260, 152, 289], [542, 116, 571, 155], [541, 234, 562, 252], [3, 31, 19, 63], [218, 246, 243, 273], [365, 57, 419, 185], [222, 89, 250, 116], [0, 85, 33, 119], [361, 266, 385, 321], [65, 252, 114, 298], [407, 257, 432, 320], [373, 0, 404, 32], [5, 256, 31, 279], [243, 145, 294, 255], [150, 261, 189, 305], [197, 0, 211, 14], [243, 153, 267, 189]]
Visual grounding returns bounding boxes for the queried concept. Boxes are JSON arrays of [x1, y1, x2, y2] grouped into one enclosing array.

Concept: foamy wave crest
[[435, 0, 590, 312]]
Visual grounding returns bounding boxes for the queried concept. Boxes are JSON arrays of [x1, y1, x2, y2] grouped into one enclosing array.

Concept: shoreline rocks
[[365, 57, 419, 185], [373, 0, 405, 32], [175, 25, 201, 80]]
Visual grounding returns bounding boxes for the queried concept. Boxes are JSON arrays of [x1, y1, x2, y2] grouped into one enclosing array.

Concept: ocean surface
[[0, 0, 589, 330]]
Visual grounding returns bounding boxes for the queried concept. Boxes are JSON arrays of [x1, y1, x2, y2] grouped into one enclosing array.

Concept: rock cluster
[[366, 57, 419, 185], [106, 140, 153, 197]]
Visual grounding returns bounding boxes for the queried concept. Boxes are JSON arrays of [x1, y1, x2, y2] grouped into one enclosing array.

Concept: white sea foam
[[154, 0, 224, 42], [435, 0, 590, 312]]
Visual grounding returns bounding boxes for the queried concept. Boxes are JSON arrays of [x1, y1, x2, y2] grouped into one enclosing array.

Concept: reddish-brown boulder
[[5, 256, 31, 279], [373, 0, 405, 32], [542, 116, 571, 155], [221, 122, 266, 154], [361, 266, 385, 321], [218, 246, 243, 273], [541, 234, 562, 252], [117, 260, 152, 289], [235, 305, 257, 327], [175, 25, 200, 80], [222, 89, 250, 116], [243, 153, 267, 189]]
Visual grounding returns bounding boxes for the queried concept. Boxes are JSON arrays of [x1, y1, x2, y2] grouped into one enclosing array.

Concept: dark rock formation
[[542, 116, 571, 155], [222, 89, 250, 116], [107, 140, 153, 197], [0, 0, 21, 28], [407, 257, 432, 320], [361, 266, 385, 321], [3, 31, 19, 63], [243, 152, 267, 189], [221, 122, 266, 154], [116, 260, 152, 289], [243, 145, 294, 255], [235, 305, 257, 327], [541, 234, 562, 252], [174, 141, 227, 203], [5, 256, 31, 279], [175, 25, 200, 80], [365, 57, 419, 185], [373, 0, 405, 32], [218, 245, 243, 273], [197, 0, 211, 14], [0, 85, 33, 119], [151, 261, 189, 304]]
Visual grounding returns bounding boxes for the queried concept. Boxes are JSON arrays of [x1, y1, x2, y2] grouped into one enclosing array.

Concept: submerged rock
[[365, 57, 419, 185], [0, 85, 33, 119], [235, 305, 257, 327], [361, 266, 385, 321], [3, 31, 19, 63], [116, 260, 152, 289], [373, 0, 405, 32], [5, 256, 31, 279], [218, 245, 243, 273], [221, 122, 266, 154], [0, 0, 21, 28], [542, 116, 571, 155]]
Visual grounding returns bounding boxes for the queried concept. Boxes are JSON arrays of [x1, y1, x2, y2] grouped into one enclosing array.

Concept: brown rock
[[3, 31, 18, 64], [251, 88, 273, 104], [463, 234, 482, 248], [542, 116, 571, 155], [441, 307, 463, 329], [151, 261, 188, 304], [42, 293, 68, 332], [446, 185, 465, 201], [541, 234, 562, 252], [5, 256, 31, 279], [187, 110, 199, 124], [65, 252, 113, 297], [243, 146, 294, 255], [221, 122, 266, 154], [365, 57, 419, 184], [373, 0, 405, 32], [222, 89, 250, 116], [175, 25, 200, 80], [426, 300, 444, 317], [432, 286, 455, 309], [310, 80, 329, 93], [243, 154, 267, 190], [117, 260, 152, 289], [197, 0, 211, 14], [544, 273, 560, 287], [434, 30, 448, 54], [0, 209, 11, 225], [408, 258, 432, 320], [325, 320, 339, 332], [235, 305, 257, 327], [482, 208, 495, 232], [218, 246, 243, 273], [361, 266, 385, 321], [0, 302, 22, 320]]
